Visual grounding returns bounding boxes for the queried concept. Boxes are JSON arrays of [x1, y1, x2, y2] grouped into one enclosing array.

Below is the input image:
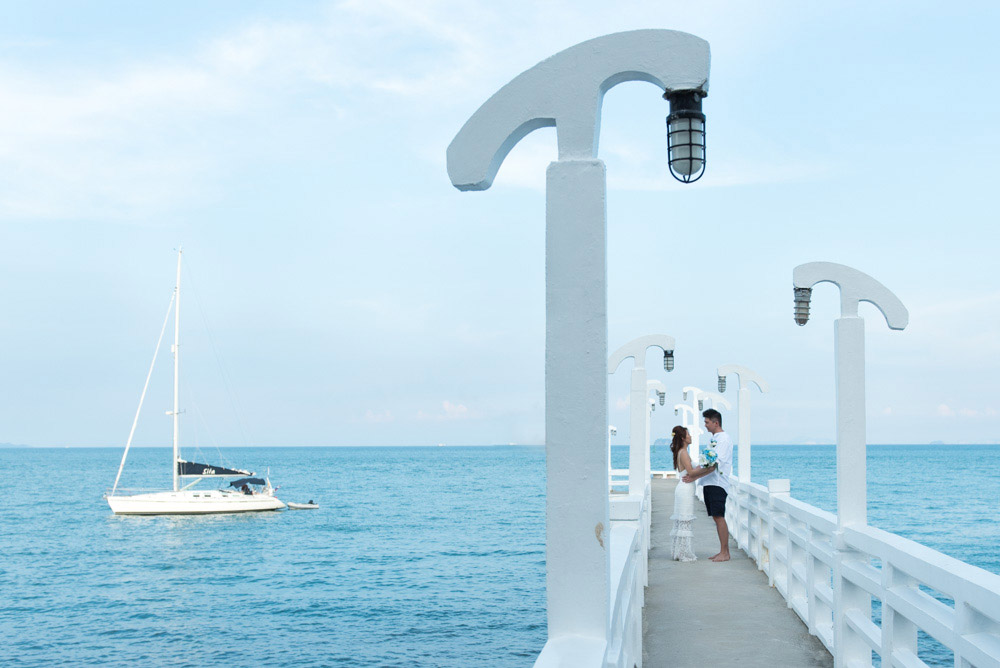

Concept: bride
[[669, 425, 697, 562]]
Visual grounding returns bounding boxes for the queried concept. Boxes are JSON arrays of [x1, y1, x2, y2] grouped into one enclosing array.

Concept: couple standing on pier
[[669, 409, 732, 563]]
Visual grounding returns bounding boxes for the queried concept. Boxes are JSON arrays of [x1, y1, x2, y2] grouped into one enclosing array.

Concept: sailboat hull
[[107, 489, 285, 515]]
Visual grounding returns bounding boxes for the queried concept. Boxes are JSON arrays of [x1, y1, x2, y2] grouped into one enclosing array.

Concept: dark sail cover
[[177, 460, 253, 477]]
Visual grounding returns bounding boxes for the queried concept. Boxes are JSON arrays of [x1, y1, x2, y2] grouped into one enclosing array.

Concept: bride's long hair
[[670, 425, 689, 470]]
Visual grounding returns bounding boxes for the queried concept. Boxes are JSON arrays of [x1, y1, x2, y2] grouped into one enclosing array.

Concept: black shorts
[[703, 485, 727, 517]]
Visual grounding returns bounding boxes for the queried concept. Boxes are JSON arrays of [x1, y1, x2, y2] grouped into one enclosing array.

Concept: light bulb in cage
[[794, 287, 813, 326], [674, 408, 679, 416], [649, 398, 656, 411], [664, 89, 706, 183], [609, 426, 617, 437], [658, 391, 665, 406], [718, 375, 727, 393], [682, 390, 688, 401], [663, 350, 675, 372], [698, 399, 704, 411]]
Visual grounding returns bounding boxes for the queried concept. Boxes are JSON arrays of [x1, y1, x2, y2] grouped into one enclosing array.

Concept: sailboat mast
[[172, 248, 182, 492]]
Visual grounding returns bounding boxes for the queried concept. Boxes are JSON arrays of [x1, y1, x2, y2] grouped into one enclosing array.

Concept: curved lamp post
[[681, 385, 708, 460], [681, 385, 730, 465], [647, 379, 667, 474], [792, 262, 908, 527], [673, 402, 703, 465], [448, 30, 710, 660], [717, 364, 769, 482], [609, 335, 676, 498]]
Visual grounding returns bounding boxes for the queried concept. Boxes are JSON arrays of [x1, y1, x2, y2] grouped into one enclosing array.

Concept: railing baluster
[[883, 562, 918, 666]]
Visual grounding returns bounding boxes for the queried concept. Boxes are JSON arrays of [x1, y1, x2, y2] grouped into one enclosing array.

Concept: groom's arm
[[682, 464, 717, 483]]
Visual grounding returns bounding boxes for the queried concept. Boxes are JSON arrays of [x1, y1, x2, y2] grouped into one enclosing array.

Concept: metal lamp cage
[[664, 89, 706, 184]]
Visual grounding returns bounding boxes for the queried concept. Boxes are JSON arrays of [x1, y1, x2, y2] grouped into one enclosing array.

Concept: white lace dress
[[670, 469, 697, 562]]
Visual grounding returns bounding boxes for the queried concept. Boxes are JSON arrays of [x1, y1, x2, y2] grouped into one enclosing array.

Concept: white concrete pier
[[644, 477, 832, 667]]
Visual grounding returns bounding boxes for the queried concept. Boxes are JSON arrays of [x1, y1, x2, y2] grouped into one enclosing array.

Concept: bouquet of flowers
[[700, 439, 719, 469]]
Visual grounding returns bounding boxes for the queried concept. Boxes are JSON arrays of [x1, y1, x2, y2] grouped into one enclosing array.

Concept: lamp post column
[[737, 385, 750, 479], [647, 380, 665, 478], [835, 317, 867, 526], [545, 159, 609, 642], [628, 366, 648, 497]]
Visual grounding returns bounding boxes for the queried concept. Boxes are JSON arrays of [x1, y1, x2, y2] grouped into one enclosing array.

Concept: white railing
[[535, 486, 650, 668], [607, 487, 649, 668], [727, 477, 1000, 667], [605, 522, 644, 668]]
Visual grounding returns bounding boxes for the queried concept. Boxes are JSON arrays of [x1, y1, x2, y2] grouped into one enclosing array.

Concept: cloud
[[417, 399, 475, 421], [881, 407, 892, 416], [937, 404, 955, 417], [615, 397, 629, 410], [0, 0, 810, 220], [363, 408, 394, 423], [0, 4, 490, 220]]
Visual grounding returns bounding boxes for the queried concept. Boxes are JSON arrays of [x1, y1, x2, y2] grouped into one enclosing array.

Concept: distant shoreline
[[2, 442, 997, 449]]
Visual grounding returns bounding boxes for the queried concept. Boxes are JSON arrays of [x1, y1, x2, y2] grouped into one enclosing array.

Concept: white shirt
[[697, 430, 733, 493]]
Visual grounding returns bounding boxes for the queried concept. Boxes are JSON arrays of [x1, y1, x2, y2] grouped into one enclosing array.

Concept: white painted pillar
[[628, 367, 647, 497], [737, 386, 751, 481], [545, 158, 609, 641], [645, 397, 654, 481], [447, 30, 711, 667], [835, 316, 867, 527]]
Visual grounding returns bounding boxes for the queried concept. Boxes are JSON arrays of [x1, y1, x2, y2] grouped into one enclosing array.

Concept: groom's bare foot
[[709, 553, 731, 562]]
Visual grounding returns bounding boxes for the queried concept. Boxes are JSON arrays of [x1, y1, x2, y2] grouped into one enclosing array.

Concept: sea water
[[1, 445, 996, 667]]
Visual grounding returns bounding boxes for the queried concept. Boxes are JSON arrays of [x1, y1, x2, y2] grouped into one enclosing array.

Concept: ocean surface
[[1, 444, 996, 667]]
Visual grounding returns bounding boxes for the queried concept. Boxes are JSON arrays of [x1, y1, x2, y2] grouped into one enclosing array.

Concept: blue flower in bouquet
[[700, 440, 719, 468]]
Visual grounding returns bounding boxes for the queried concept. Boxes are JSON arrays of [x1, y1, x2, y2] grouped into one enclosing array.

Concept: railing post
[[833, 536, 872, 668], [806, 530, 826, 639], [881, 562, 917, 665], [545, 159, 610, 647], [739, 487, 749, 552], [754, 492, 765, 569], [767, 479, 790, 589], [725, 478, 740, 548]]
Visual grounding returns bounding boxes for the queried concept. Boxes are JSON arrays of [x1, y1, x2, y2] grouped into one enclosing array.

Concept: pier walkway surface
[[642, 477, 832, 667]]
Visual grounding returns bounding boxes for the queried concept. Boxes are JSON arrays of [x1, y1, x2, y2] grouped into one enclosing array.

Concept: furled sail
[[177, 459, 253, 477]]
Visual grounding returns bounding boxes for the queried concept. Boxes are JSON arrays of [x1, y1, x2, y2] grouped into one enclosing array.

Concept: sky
[[1, 1, 998, 447]]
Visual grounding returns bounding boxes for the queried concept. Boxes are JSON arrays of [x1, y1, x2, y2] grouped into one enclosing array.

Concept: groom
[[682, 408, 733, 562]]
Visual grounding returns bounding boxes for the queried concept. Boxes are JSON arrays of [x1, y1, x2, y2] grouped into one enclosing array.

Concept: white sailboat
[[106, 249, 285, 515]]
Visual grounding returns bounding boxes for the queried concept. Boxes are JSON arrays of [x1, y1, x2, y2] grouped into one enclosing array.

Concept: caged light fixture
[[664, 89, 706, 183], [663, 350, 675, 372], [658, 391, 666, 406], [794, 287, 812, 325], [717, 375, 727, 393], [698, 399, 704, 411]]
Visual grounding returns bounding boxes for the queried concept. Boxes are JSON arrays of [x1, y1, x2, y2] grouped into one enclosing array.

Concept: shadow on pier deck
[[643, 478, 832, 667]]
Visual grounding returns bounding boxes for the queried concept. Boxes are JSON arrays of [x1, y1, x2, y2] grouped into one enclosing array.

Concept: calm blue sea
[[1, 444, 996, 667]]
